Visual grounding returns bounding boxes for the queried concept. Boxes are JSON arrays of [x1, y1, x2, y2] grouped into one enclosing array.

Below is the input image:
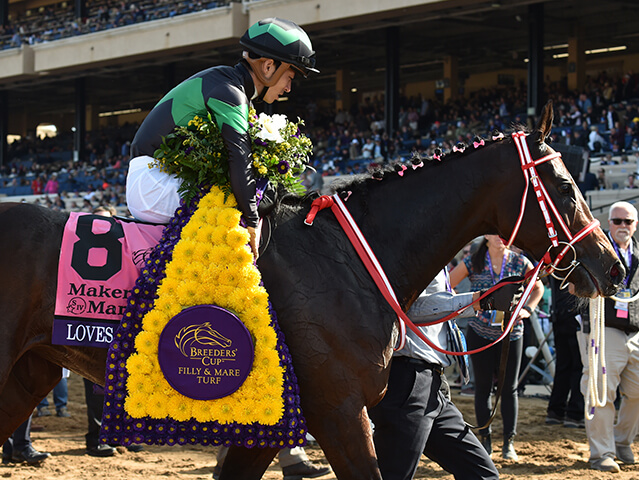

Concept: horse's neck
[[350, 154, 503, 307]]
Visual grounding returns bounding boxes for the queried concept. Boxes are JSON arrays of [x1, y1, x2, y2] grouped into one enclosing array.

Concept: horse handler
[[369, 269, 522, 479]]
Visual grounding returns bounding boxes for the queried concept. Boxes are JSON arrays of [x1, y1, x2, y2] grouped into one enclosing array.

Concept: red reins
[[303, 132, 600, 354]]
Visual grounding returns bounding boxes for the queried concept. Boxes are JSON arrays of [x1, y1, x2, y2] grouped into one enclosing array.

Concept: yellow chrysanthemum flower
[[167, 395, 194, 422], [193, 241, 214, 263], [195, 224, 218, 244], [157, 275, 180, 298], [127, 375, 147, 395], [180, 221, 201, 240], [147, 392, 169, 419], [192, 401, 214, 423], [126, 353, 153, 376], [142, 310, 166, 335], [208, 244, 233, 266], [135, 331, 159, 356], [225, 288, 251, 314], [217, 268, 240, 288], [257, 348, 281, 369], [124, 393, 148, 418], [176, 281, 200, 305], [243, 305, 271, 326], [225, 226, 250, 250], [211, 225, 229, 245], [172, 238, 198, 262], [217, 208, 241, 229], [247, 285, 269, 308], [211, 285, 238, 308], [229, 246, 254, 268]]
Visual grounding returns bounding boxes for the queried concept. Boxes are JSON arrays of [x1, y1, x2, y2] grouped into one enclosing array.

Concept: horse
[[0, 103, 624, 479]]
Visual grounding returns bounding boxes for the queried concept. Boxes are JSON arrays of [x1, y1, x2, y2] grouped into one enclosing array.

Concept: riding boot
[[502, 434, 518, 461], [480, 433, 492, 455]]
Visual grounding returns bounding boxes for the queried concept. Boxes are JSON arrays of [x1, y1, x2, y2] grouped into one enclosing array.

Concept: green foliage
[[152, 108, 313, 206]]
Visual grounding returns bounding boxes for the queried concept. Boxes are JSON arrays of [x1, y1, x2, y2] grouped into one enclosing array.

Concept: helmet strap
[[243, 52, 292, 102]]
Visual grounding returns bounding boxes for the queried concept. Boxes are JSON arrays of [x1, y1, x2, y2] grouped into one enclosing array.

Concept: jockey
[[126, 17, 318, 257]]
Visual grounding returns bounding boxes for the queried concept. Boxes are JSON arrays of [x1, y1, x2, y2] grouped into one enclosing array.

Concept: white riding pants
[[126, 155, 182, 224]]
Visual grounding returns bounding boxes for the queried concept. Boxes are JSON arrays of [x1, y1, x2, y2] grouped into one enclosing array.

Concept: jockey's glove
[[479, 276, 525, 312]]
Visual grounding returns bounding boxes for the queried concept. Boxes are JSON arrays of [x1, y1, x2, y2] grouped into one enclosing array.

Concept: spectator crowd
[[2, 70, 639, 212], [0, 0, 231, 49]]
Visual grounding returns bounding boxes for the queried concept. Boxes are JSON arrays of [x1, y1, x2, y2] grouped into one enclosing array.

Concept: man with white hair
[[580, 201, 639, 472]]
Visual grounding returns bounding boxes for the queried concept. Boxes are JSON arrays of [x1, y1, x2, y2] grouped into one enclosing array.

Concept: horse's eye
[[558, 184, 572, 196]]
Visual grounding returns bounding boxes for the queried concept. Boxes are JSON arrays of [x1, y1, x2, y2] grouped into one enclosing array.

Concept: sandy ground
[[2, 373, 638, 480]]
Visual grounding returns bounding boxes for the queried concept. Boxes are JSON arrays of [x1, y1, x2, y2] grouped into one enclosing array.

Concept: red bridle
[[509, 132, 600, 285], [303, 132, 602, 354]]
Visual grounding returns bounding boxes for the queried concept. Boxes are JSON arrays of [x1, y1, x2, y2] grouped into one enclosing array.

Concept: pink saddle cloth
[[53, 212, 164, 347]]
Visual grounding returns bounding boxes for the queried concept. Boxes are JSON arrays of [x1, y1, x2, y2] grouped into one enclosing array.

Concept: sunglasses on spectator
[[610, 218, 636, 226]]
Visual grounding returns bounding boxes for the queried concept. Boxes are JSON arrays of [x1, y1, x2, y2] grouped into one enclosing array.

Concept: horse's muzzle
[[604, 260, 626, 296]]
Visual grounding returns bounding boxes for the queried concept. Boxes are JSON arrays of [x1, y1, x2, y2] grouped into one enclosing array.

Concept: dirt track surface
[[2, 373, 638, 479]]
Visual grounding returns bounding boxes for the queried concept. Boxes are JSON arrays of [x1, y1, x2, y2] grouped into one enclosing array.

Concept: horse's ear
[[535, 101, 554, 143]]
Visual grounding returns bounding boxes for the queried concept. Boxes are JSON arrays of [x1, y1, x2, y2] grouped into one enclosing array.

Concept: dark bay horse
[[0, 103, 624, 479]]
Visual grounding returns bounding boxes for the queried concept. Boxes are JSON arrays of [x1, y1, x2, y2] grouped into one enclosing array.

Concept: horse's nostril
[[611, 264, 620, 278], [610, 262, 626, 285]]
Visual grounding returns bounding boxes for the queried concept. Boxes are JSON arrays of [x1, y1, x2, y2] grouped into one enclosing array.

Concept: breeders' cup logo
[[66, 296, 87, 315], [158, 305, 254, 400], [174, 322, 236, 366]]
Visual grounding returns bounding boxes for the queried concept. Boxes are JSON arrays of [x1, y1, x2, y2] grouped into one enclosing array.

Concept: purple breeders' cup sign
[[158, 305, 254, 400]]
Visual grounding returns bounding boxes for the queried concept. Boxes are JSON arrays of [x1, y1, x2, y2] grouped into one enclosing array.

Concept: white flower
[[255, 113, 287, 143]]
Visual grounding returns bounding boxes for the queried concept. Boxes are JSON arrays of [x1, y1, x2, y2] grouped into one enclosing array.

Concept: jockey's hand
[[247, 225, 259, 260], [479, 276, 525, 312]]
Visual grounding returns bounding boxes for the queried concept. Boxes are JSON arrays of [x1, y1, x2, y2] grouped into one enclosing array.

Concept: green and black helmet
[[240, 17, 318, 77]]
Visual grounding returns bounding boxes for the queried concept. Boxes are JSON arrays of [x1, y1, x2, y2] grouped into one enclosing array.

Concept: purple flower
[[276, 160, 290, 174], [243, 437, 257, 448], [184, 146, 194, 154]]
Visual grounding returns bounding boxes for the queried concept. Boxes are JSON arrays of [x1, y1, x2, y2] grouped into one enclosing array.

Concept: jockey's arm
[[209, 96, 260, 231]]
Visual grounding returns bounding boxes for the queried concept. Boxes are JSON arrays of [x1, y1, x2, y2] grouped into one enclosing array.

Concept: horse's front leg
[[219, 445, 278, 480], [310, 404, 381, 480]]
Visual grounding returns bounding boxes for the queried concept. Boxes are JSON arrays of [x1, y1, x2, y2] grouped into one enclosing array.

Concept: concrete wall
[[0, 2, 247, 83], [243, 0, 447, 26]]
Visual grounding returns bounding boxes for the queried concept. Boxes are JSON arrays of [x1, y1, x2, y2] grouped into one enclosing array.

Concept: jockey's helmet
[[240, 18, 318, 80]]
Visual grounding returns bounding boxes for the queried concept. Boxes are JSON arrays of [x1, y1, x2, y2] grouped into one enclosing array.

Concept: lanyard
[[609, 233, 632, 287], [444, 268, 453, 293], [487, 250, 508, 285]]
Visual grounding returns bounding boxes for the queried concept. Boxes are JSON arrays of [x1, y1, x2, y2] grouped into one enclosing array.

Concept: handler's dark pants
[[2, 416, 32, 457], [369, 356, 499, 480], [466, 327, 522, 440], [547, 321, 584, 423], [84, 378, 104, 449]]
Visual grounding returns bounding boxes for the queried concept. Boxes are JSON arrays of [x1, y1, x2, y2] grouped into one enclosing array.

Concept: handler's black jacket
[[603, 234, 639, 333], [131, 61, 259, 227]]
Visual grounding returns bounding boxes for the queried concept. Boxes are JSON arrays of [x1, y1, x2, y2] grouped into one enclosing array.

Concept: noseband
[[508, 132, 600, 288]]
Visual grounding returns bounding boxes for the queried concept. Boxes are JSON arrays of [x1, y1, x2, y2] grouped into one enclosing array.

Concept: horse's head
[[498, 102, 624, 298]]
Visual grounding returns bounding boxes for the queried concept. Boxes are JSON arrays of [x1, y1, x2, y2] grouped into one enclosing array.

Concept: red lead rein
[[304, 193, 541, 356]]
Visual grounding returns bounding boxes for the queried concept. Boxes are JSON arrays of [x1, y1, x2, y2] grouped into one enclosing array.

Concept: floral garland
[[152, 108, 312, 205], [100, 188, 307, 448]]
